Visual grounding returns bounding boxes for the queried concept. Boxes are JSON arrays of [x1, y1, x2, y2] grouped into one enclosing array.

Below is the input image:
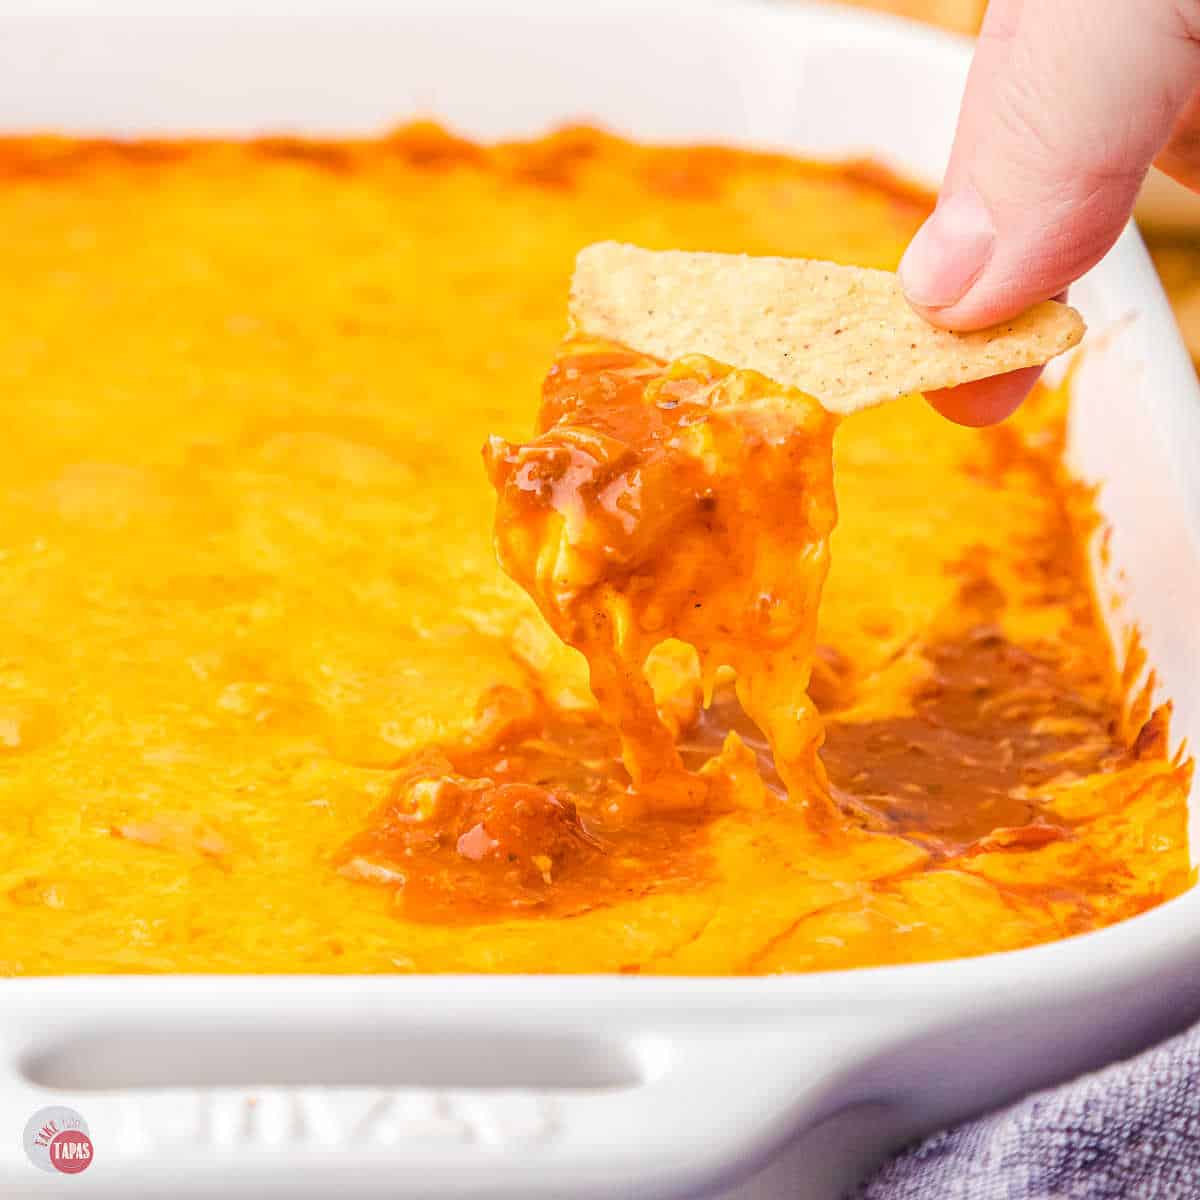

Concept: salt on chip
[[569, 242, 1086, 414]]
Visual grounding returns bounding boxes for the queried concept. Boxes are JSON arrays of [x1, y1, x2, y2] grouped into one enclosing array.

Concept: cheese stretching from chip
[[0, 126, 1189, 976], [484, 339, 839, 816], [570, 242, 1085, 413]]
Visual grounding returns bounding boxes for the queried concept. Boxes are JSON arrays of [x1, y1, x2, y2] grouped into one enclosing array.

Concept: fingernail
[[899, 184, 996, 309]]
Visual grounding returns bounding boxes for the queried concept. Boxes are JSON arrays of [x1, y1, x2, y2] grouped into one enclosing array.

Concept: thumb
[[901, 0, 1200, 332]]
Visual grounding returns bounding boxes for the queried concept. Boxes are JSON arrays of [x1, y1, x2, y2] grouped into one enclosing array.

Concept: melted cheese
[[0, 127, 1189, 975], [484, 340, 838, 812]]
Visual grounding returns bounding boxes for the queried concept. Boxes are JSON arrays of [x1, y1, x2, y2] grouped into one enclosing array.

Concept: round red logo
[[22, 1105, 94, 1175], [48, 1129, 94, 1174]]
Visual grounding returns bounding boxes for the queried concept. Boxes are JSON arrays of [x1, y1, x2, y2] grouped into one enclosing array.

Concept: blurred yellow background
[[836, 0, 1200, 367], [836, 0, 985, 33]]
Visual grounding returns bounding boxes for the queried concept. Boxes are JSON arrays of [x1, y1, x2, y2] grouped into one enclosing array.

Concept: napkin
[[857, 1019, 1200, 1199]]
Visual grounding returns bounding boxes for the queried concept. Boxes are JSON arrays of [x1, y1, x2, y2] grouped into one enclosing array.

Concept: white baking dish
[[1, 3, 1198, 1198]]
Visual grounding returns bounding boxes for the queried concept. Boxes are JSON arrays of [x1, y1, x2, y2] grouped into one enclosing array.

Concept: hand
[[899, 0, 1200, 425]]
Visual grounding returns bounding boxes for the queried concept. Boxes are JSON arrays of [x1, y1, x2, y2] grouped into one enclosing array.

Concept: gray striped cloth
[[857, 1021, 1200, 1199]]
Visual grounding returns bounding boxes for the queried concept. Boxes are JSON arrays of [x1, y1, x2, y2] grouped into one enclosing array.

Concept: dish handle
[[0, 1021, 891, 1198]]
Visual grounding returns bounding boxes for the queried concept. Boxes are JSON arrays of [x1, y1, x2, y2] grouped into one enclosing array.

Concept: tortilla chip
[[570, 242, 1086, 414]]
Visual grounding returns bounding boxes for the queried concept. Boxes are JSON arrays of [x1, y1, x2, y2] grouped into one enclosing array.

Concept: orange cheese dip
[[0, 126, 1190, 974]]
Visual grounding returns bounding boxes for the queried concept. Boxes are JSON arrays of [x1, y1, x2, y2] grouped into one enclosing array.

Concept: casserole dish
[[0, 2, 1197, 1197]]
